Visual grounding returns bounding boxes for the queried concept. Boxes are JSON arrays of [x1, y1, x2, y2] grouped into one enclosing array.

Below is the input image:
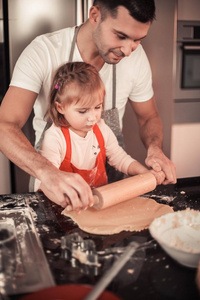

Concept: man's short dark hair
[[93, 0, 156, 23]]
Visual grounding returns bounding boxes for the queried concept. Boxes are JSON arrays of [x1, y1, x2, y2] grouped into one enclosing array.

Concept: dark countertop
[[0, 177, 200, 300]]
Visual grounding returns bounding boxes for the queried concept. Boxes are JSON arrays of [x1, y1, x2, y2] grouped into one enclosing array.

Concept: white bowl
[[149, 209, 200, 268]]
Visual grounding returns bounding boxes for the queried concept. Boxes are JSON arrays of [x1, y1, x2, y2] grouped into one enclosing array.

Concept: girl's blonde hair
[[47, 62, 105, 127]]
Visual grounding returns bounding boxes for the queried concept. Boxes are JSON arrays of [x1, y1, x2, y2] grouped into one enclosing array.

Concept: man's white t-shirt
[[10, 26, 154, 145]]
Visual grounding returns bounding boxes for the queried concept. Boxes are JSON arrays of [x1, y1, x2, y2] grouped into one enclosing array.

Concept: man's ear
[[89, 6, 101, 25], [55, 101, 64, 114]]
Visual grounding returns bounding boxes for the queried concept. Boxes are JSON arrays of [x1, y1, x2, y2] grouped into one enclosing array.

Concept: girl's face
[[56, 97, 103, 137]]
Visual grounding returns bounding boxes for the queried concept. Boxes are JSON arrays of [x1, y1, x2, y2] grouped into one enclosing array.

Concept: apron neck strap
[[69, 25, 83, 62], [112, 64, 116, 109], [69, 25, 116, 110]]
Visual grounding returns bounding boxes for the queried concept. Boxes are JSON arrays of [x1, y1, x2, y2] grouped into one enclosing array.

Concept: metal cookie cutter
[[61, 233, 99, 275]]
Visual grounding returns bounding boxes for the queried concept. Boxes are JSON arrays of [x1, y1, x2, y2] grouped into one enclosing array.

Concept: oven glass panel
[[182, 46, 200, 89]]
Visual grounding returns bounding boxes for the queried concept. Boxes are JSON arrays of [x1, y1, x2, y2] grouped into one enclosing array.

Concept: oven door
[[182, 43, 200, 89], [175, 42, 200, 100]]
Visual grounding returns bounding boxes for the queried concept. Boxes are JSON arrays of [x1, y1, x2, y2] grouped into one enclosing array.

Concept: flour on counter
[[180, 191, 186, 194], [127, 269, 135, 274], [150, 195, 176, 203], [42, 225, 50, 232]]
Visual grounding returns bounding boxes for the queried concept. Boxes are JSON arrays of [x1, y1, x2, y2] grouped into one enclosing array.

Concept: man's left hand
[[145, 146, 177, 185]]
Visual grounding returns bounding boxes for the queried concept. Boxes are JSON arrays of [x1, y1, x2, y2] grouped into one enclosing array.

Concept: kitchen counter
[[0, 177, 200, 300]]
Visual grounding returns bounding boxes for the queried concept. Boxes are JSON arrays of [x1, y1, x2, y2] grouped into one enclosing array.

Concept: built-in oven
[[175, 20, 200, 101]]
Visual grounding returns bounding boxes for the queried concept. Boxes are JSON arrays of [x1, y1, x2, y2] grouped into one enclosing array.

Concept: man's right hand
[[0, 87, 94, 212], [39, 167, 94, 211]]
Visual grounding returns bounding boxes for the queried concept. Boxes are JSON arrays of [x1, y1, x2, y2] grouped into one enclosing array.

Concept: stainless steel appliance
[[0, 0, 11, 194], [5, 0, 79, 193], [175, 20, 200, 100], [1, 0, 94, 193], [0, 0, 9, 103]]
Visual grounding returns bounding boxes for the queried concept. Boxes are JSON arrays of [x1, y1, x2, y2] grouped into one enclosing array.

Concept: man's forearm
[[0, 121, 53, 180], [132, 98, 176, 184], [139, 113, 163, 151]]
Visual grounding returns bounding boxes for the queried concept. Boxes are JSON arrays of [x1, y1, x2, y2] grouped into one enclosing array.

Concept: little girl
[[37, 62, 164, 211]]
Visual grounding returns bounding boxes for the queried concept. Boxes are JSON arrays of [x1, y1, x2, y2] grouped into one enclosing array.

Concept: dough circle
[[62, 196, 173, 235]]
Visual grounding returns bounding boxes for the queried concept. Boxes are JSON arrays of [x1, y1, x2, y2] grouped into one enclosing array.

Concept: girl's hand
[[150, 169, 165, 185]]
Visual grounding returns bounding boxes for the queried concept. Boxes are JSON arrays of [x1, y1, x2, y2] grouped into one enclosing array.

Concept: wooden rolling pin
[[92, 172, 156, 210], [66, 172, 157, 211]]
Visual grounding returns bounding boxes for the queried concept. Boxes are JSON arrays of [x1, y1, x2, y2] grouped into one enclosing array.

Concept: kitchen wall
[[177, 0, 200, 20], [123, 0, 177, 168]]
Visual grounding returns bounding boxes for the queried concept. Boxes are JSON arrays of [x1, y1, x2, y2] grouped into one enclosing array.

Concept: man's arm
[[129, 96, 176, 184], [0, 86, 94, 209]]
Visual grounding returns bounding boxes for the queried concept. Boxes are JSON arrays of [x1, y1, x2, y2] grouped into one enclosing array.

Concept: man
[[0, 0, 176, 211]]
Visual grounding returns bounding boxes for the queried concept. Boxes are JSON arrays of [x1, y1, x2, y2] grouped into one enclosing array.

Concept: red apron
[[59, 124, 108, 188]]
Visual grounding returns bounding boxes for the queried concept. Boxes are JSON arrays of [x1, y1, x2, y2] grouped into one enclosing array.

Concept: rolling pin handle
[[92, 195, 99, 206], [65, 195, 99, 212]]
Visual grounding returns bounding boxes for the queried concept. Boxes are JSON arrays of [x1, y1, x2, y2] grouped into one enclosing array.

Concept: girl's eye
[[78, 110, 87, 114]]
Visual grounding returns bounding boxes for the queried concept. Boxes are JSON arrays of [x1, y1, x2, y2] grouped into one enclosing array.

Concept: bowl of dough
[[149, 208, 200, 268]]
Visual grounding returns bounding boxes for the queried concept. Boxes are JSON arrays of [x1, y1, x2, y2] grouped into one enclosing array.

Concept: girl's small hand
[[150, 169, 165, 185]]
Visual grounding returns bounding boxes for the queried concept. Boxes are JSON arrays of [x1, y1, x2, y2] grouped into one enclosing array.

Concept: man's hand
[[145, 146, 176, 185], [39, 167, 94, 211], [130, 97, 176, 185]]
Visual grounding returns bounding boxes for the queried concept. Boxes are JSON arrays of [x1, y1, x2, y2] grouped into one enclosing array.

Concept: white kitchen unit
[[0, 152, 11, 194], [171, 123, 200, 178]]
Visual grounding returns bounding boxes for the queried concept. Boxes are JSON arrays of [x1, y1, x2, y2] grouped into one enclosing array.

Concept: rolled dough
[[62, 196, 173, 235]]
